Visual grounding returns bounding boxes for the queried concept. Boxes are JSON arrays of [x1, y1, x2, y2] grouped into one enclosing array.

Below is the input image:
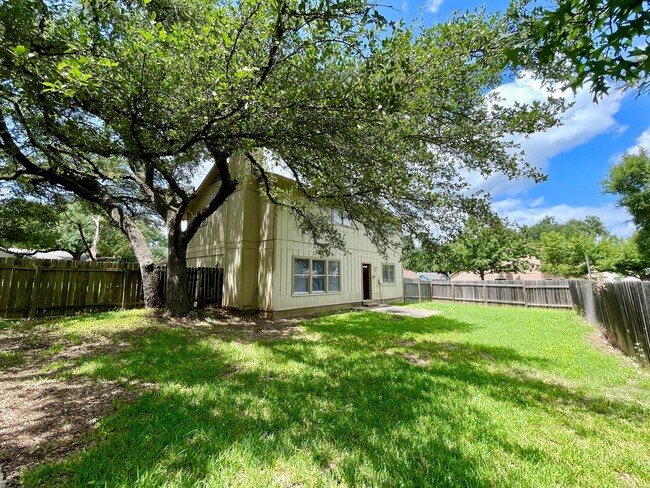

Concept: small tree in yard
[[0, 0, 563, 315], [424, 218, 532, 280]]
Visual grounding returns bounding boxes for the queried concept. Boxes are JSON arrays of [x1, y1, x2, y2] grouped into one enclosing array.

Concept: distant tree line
[[404, 148, 650, 280], [0, 194, 166, 262]]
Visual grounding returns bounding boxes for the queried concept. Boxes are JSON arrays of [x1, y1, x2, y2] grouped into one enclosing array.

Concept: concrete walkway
[[359, 305, 441, 318]]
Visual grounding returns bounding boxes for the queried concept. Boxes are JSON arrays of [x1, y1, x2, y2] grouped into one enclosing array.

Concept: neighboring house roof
[[598, 272, 641, 282], [3, 249, 75, 260], [403, 269, 420, 281], [419, 272, 449, 281], [450, 257, 551, 281], [31, 250, 74, 260]]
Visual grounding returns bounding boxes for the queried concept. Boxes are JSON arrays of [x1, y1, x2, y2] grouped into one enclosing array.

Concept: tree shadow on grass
[[19, 312, 650, 487], [306, 311, 477, 338]]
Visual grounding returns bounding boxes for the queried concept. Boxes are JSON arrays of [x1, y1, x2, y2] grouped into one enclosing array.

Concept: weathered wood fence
[[404, 280, 573, 309], [157, 265, 223, 308], [569, 280, 650, 364], [0, 258, 222, 319]]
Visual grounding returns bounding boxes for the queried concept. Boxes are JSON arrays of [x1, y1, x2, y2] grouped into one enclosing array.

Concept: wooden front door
[[362, 263, 371, 300]]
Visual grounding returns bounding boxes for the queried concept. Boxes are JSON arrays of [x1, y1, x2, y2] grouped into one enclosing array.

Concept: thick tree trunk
[[165, 237, 191, 316], [70, 249, 84, 260], [140, 260, 162, 309], [108, 208, 163, 309], [90, 216, 100, 259]]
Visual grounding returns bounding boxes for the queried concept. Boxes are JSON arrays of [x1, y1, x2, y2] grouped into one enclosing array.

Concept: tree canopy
[[0, 0, 563, 314], [603, 148, 650, 229], [0, 195, 166, 261], [404, 218, 531, 280], [602, 147, 650, 278], [510, 0, 650, 97]]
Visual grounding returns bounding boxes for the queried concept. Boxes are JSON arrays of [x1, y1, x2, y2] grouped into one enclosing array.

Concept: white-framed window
[[328, 260, 340, 292], [293, 257, 342, 294], [332, 209, 353, 227], [294, 258, 310, 294], [312, 259, 326, 293], [382, 264, 396, 285]]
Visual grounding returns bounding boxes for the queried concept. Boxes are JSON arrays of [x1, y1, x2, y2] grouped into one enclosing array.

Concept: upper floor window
[[382, 264, 396, 285], [332, 209, 352, 227]]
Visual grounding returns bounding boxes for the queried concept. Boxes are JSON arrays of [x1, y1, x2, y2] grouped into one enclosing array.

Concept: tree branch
[[182, 147, 237, 246]]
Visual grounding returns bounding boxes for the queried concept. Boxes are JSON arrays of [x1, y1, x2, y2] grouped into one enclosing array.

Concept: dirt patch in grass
[[0, 378, 139, 487], [585, 324, 646, 368], [192, 309, 303, 342], [0, 309, 303, 486], [0, 323, 143, 486]]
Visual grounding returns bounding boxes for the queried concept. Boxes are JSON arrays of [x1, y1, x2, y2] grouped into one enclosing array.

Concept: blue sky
[[379, 0, 650, 237]]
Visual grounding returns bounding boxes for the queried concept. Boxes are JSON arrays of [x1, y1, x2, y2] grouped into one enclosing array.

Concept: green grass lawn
[[5, 303, 650, 487]]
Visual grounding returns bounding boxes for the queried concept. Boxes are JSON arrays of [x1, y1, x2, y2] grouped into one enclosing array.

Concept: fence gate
[[157, 266, 223, 307]]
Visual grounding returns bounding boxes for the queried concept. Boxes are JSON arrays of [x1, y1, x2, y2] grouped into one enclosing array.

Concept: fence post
[[430, 283, 433, 303], [121, 266, 128, 309], [451, 281, 455, 302], [196, 267, 204, 307], [483, 282, 487, 305], [418, 282, 422, 303], [28, 264, 40, 319], [522, 281, 528, 308]]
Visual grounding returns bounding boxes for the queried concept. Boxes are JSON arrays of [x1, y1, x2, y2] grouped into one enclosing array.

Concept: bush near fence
[[404, 280, 573, 309], [0, 257, 222, 319], [569, 280, 650, 364]]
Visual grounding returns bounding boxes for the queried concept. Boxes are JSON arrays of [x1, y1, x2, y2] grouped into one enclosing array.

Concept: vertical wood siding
[[186, 160, 403, 313]]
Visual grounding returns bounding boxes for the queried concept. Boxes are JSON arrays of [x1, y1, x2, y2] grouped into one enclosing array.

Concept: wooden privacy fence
[[569, 280, 650, 364], [0, 257, 223, 319], [404, 280, 573, 309], [157, 266, 224, 308]]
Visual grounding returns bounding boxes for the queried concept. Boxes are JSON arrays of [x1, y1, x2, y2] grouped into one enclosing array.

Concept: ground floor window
[[293, 257, 341, 294], [382, 264, 396, 285], [328, 260, 340, 292]]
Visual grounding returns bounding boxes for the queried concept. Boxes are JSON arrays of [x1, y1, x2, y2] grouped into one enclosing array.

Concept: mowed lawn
[[2, 302, 650, 487]]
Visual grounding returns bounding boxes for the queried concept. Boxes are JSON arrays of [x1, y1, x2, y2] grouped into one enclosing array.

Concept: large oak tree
[[0, 0, 563, 315]]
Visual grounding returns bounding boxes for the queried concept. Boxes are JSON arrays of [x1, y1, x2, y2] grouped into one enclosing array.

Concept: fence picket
[[404, 280, 572, 309], [0, 258, 223, 319], [569, 280, 650, 364]]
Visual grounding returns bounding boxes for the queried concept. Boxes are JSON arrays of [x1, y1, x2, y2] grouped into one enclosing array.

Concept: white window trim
[[292, 257, 342, 295], [382, 263, 396, 285]]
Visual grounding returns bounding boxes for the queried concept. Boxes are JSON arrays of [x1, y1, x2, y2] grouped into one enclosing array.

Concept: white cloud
[[608, 125, 650, 164], [425, 0, 443, 13], [627, 126, 650, 153], [468, 74, 626, 197], [492, 197, 635, 238], [636, 127, 650, 149]]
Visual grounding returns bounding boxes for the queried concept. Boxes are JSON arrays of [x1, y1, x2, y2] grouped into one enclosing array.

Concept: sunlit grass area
[[8, 303, 650, 487]]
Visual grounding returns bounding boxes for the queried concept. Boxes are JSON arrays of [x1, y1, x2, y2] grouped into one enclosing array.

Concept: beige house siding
[[185, 156, 403, 315], [271, 208, 402, 314], [185, 156, 266, 311]]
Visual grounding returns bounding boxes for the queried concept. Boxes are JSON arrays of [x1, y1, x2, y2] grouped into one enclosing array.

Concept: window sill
[[291, 292, 342, 297]]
